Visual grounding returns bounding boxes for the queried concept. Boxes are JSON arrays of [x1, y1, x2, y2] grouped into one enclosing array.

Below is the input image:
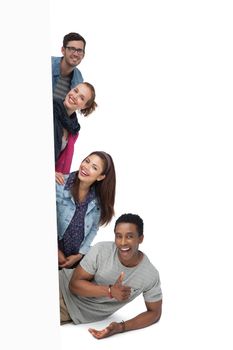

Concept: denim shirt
[[51, 56, 84, 93], [56, 173, 101, 255]]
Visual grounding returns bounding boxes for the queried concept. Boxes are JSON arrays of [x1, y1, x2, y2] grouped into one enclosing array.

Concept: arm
[[69, 265, 110, 298], [69, 266, 131, 300], [88, 299, 162, 339], [56, 175, 73, 241], [55, 172, 65, 185], [58, 249, 67, 265], [78, 223, 99, 255], [79, 209, 101, 255], [59, 253, 83, 268], [122, 299, 162, 330], [56, 174, 69, 199]]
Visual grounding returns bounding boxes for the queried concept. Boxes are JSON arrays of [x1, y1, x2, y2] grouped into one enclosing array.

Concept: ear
[[96, 174, 106, 182], [61, 46, 65, 55], [138, 235, 144, 244]]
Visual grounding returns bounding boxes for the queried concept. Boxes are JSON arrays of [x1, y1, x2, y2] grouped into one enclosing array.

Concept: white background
[[1, 1, 60, 350], [1, 1, 233, 349]]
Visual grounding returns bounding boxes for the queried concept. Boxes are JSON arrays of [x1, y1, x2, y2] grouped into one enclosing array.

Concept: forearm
[[58, 249, 66, 263], [120, 309, 161, 333], [69, 279, 110, 298], [72, 253, 83, 262], [89, 308, 162, 340], [79, 228, 99, 255]]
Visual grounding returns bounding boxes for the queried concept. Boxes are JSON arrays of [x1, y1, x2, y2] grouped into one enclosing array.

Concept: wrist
[[73, 254, 81, 262], [108, 285, 113, 298], [119, 320, 126, 333]]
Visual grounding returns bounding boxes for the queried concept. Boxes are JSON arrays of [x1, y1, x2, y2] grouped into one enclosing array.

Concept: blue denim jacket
[[56, 174, 101, 255], [51, 56, 84, 93]]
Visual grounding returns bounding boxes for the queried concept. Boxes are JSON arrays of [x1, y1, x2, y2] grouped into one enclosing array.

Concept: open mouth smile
[[79, 168, 89, 177]]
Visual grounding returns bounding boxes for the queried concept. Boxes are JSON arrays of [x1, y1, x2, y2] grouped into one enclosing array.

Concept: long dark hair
[[71, 151, 116, 226]]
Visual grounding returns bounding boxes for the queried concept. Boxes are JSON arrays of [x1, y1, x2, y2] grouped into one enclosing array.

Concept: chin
[[119, 253, 132, 261]]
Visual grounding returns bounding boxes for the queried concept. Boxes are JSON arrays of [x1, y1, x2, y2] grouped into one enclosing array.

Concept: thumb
[[116, 272, 124, 284]]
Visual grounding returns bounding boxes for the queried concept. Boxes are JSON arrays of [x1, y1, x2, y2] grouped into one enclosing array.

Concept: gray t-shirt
[[59, 241, 162, 324]]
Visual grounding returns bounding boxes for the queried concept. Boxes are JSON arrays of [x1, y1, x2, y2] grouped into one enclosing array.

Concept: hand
[[59, 254, 83, 268], [110, 272, 131, 301], [58, 249, 67, 266], [88, 322, 123, 339], [55, 172, 65, 185]]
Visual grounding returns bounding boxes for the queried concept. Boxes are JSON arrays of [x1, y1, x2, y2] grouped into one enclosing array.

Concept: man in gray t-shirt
[[59, 213, 162, 339]]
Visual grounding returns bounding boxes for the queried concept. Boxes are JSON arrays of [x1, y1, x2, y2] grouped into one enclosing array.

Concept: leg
[[59, 289, 72, 325]]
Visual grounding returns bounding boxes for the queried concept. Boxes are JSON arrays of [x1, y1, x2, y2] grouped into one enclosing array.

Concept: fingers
[[88, 327, 108, 339], [59, 262, 69, 268], [120, 287, 131, 300], [112, 272, 132, 301], [88, 323, 118, 339], [58, 257, 67, 265], [55, 172, 65, 185], [59, 261, 73, 268], [59, 257, 72, 268], [58, 251, 67, 265], [116, 271, 125, 285]]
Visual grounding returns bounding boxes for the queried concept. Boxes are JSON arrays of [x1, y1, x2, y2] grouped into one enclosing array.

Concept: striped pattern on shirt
[[53, 75, 72, 100]]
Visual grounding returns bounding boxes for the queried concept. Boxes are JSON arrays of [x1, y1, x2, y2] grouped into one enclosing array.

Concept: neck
[[79, 181, 91, 191], [78, 182, 90, 202], [60, 58, 74, 77]]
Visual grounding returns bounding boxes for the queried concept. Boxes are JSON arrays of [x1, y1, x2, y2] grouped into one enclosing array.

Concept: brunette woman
[[56, 151, 116, 269]]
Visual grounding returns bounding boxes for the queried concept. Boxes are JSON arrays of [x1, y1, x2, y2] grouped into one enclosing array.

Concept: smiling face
[[78, 154, 106, 186], [61, 40, 85, 67], [115, 223, 144, 267], [64, 83, 92, 114]]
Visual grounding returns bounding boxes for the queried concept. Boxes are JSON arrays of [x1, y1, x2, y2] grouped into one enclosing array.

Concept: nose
[[72, 92, 79, 101], [120, 236, 127, 246], [72, 49, 79, 56]]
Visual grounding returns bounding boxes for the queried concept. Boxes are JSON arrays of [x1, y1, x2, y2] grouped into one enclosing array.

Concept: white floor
[[60, 297, 164, 349], [59, 291, 233, 350]]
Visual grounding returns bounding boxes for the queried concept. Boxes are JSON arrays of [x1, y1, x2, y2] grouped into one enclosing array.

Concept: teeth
[[81, 169, 88, 176], [121, 248, 129, 251]]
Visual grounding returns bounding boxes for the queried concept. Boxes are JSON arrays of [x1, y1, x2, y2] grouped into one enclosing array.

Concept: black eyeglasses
[[65, 46, 84, 55]]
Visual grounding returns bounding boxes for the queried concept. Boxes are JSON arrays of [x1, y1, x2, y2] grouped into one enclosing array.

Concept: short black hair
[[63, 32, 86, 51], [114, 213, 144, 236]]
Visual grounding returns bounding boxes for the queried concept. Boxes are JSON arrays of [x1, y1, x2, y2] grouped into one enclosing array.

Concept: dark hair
[[114, 214, 144, 236], [80, 82, 98, 117], [63, 32, 86, 51], [71, 151, 116, 226]]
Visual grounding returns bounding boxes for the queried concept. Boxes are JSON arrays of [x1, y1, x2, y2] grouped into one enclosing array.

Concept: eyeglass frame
[[65, 46, 85, 55]]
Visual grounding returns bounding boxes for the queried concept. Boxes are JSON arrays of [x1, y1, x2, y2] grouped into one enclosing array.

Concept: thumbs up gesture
[[110, 272, 131, 301]]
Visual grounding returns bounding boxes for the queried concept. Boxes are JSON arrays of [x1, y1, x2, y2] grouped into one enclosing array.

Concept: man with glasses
[[52, 32, 86, 100]]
